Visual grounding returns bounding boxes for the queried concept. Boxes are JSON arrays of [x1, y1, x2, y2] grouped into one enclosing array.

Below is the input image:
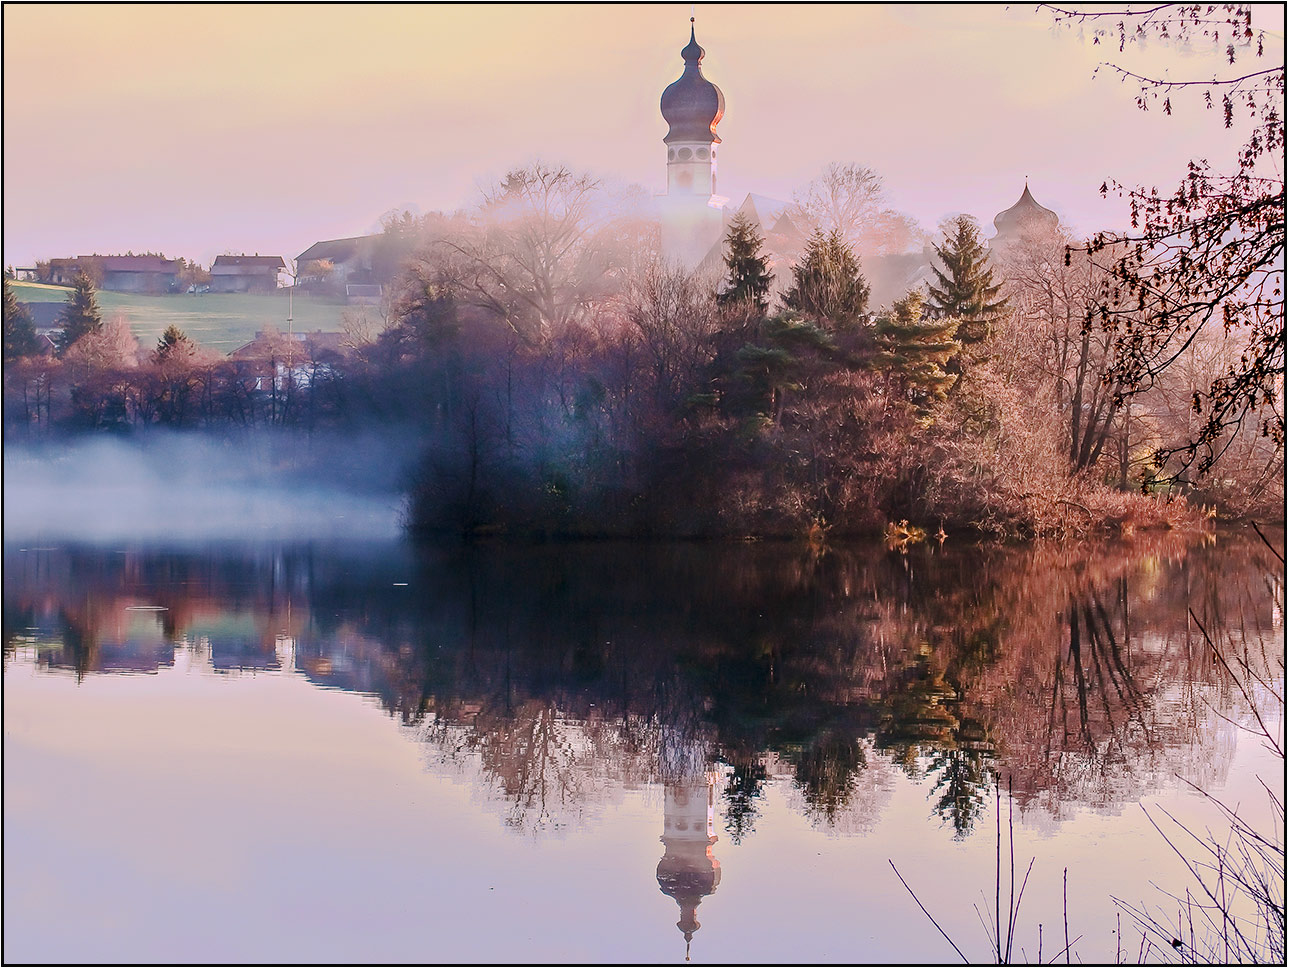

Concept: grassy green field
[[11, 281, 352, 353]]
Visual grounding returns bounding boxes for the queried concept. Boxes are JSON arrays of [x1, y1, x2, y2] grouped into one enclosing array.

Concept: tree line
[[4, 159, 1280, 535]]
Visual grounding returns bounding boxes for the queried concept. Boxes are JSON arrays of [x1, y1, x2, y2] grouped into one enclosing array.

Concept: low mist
[[3, 430, 410, 543]]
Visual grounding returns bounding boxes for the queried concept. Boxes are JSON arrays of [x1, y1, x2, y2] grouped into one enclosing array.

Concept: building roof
[[231, 329, 349, 360], [296, 235, 376, 264], [51, 255, 179, 273], [993, 183, 1059, 238], [660, 23, 725, 145], [19, 302, 64, 330], [211, 254, 286, 272]]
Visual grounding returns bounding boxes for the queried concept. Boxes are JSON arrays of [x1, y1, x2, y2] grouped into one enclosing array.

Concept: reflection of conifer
[[723, 757, 768, 844], [794, 730, 865, 820], [58, 609, 96, 684], [928, 745, 994, 839]]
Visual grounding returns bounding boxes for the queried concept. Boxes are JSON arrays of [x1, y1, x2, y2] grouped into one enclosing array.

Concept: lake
[[3, 531, 1282, 964]]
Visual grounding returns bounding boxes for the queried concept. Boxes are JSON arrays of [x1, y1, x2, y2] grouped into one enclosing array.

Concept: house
[[209, 254, 285, 293], [18, 302, 65, 331], [695, 193, 809, 297], [230, 328, 350, 391], [48, 255, 181, 292], [295, 235, 378, 292], [16, 303, 64, 355]]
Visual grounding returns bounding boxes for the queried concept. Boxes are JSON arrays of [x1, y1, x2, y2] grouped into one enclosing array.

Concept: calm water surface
[[3, 532, 1283, 963]]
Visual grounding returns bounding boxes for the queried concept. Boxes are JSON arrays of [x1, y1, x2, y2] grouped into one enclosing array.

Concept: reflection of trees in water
[[3, 531, 1281, 837], [929, 740, 993, 840], [721, 753, 767, 844]]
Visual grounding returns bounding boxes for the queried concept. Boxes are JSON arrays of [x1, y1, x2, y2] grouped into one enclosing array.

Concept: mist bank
[[2, 429, 409, 543]]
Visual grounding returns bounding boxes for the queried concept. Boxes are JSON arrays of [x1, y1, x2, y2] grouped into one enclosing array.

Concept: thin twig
[[889, 860, 969, 963], [1190, 606, 1279, 753], [1045, 934, 1084, 964], [1007, 777, 1017, 962], [1064, 867, 1071, 965], [996, 777, 1003, 963], [1250, 521, 1285, 563]]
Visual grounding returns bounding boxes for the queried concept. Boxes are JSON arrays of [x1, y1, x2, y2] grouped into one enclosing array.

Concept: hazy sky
[[2, 3, 1270, 268]]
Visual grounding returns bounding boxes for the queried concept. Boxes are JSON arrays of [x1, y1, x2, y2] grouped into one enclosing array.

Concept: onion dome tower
[[659, 19, 729, 268], [991, 181, 1060, 248], [656, 775, 722, 961]]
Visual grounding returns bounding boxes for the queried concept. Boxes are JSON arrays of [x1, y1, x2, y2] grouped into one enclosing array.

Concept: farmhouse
[[231, 328, 350, 391], [209, 254, 285, 293], [295, 235, 378, 291], [48, 255, 181, 292]]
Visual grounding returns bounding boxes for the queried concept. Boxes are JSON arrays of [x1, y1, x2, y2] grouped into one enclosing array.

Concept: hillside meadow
[[12, 281, 354, 353]]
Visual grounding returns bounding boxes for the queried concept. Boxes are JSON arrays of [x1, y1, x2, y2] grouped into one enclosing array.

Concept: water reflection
[[4, 532, 1282, 851], [658, 775, 722, 958]]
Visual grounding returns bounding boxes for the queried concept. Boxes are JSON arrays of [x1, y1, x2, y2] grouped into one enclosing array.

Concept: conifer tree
[[153, 324, 196, 365], [927, 215, 1006, 345], [871, 290, 961, 412], [717, 213, 772, 311], [3, 278, 41, 362], [732, 312, 835, 423], [55, 271, 103, 357], [782, 228, 870, 330]]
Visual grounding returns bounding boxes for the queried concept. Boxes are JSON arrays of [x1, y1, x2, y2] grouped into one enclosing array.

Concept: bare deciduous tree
[[432, 163, 627, 347], [999, 227, 1126, 474], [623, 260, 720, 409], [1044, 3, 1284, 480], [790, 162, 925, 259]]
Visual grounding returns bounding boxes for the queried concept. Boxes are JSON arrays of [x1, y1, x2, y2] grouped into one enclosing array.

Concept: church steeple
[[991, 181, 1059, 247], [661, 19, 725, 148], [658, 19, 729, 268], [681, 22, 704, 64]]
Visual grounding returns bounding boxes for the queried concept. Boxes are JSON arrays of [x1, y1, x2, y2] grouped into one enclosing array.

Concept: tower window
[[678, 147, 693, 161], [668, 148, 676, 161], [697, 148, 709, 160]]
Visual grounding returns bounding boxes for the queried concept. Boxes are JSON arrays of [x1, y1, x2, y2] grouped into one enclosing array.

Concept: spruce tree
[[732, 313, 835, 422], [782, 229, 870, 330], [717, 213, 772, 311], [871, 290, 961, 412], [55, 271, 103, 356], [927, 215, 1006, 345], [3, 278, 41, 362], [153, 324, 195, 365]]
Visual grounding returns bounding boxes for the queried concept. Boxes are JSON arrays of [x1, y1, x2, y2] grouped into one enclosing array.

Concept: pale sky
[[2, 3, 1271, 268]]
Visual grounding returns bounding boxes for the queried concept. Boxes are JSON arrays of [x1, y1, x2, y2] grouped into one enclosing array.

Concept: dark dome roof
[[661, 24, 725, 145], [994, 183, 1059, 235]]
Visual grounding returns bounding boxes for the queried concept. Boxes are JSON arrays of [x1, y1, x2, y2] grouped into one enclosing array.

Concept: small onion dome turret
[[661, 23, 725, 145], [993, 183, 1059, 237]]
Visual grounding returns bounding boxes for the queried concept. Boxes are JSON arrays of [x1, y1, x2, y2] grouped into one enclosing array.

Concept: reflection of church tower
[[659, 20, 728, 268], [656, 773, 722, 960]]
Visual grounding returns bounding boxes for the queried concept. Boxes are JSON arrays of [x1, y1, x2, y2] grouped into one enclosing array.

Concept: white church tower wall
[[659, 20, 728, 269]]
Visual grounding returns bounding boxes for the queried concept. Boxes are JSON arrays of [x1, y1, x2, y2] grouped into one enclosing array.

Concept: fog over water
[[2, 431, 408, 542]]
